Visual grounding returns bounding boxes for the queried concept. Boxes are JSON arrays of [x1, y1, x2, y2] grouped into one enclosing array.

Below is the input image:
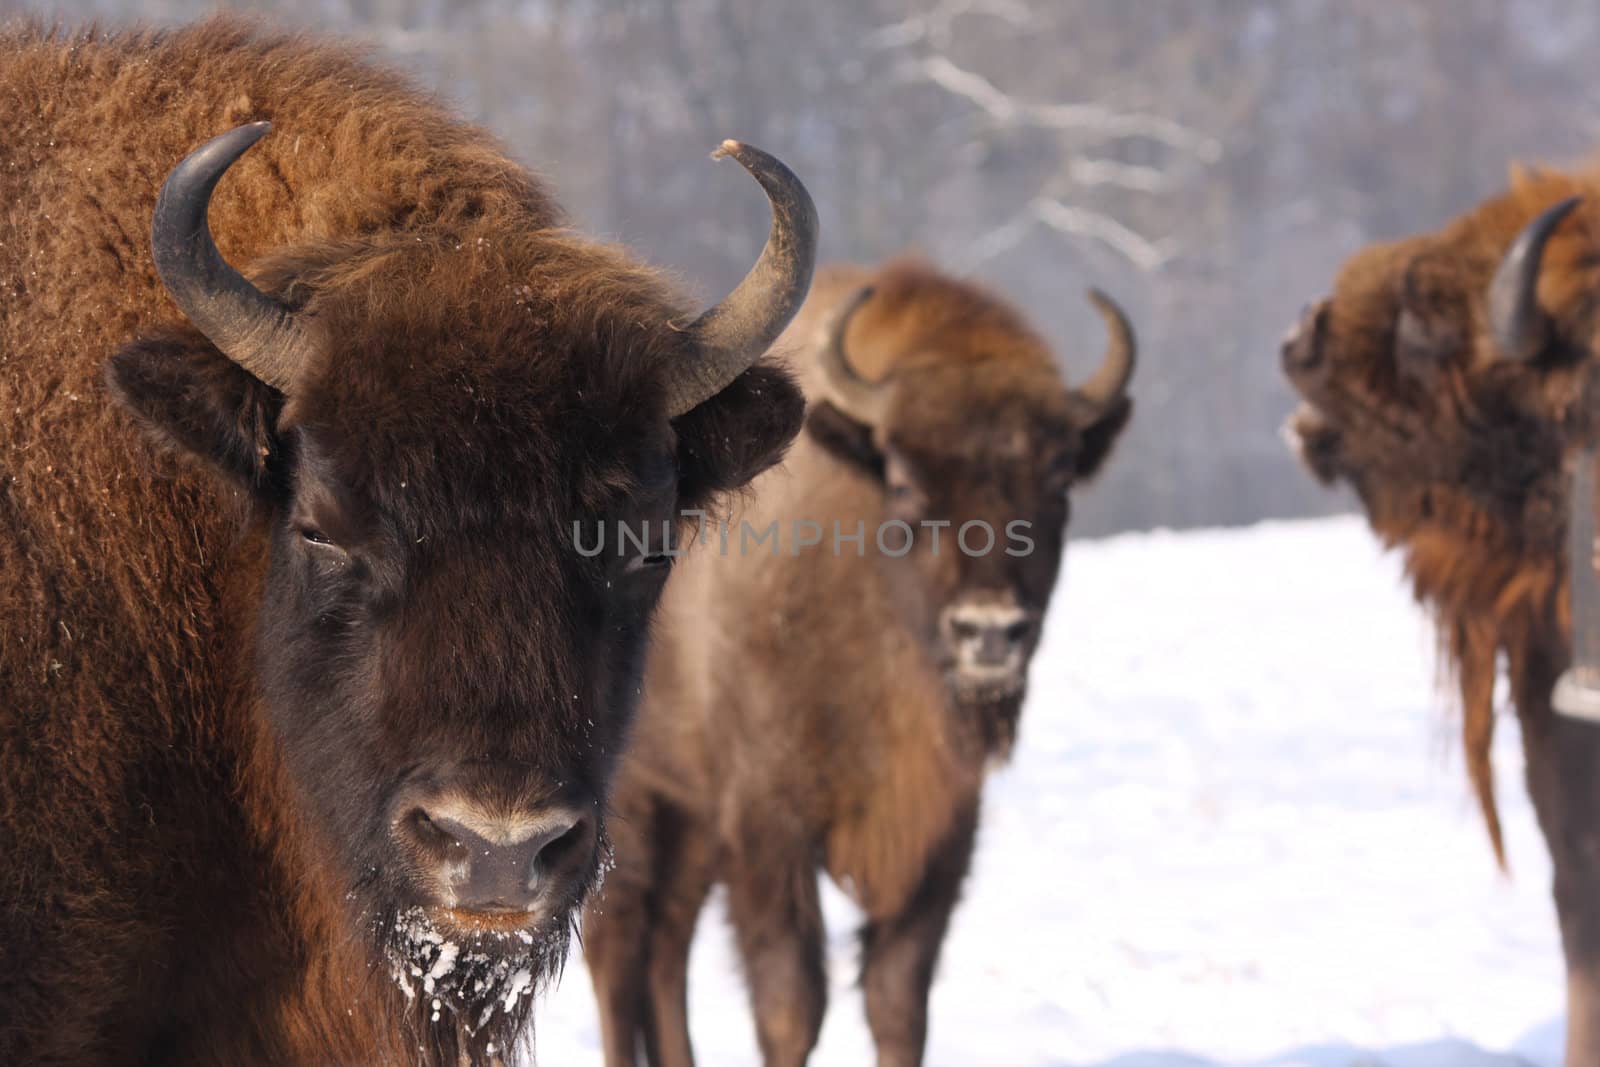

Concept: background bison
[[583, 259, 1134, 1066], [1282, 170, 1600, 1064], [0, 19, 815, 1066]]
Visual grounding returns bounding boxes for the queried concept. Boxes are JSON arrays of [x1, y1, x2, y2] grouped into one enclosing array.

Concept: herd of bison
[[1, 16, 1598, 1067]]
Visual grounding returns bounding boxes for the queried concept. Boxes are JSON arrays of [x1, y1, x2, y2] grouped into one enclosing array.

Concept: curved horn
[[1077, 289, 1137, 409], [664, 141, 819, 417], [1488, 195, 1581, 362], [151, 122, 315, 392], [815, 286, 891, 425]]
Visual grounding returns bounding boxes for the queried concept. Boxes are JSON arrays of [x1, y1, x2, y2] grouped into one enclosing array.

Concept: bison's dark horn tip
[[1539, 194, 1584, 235], [220, 120, 272, 151], [1489, 193, 1585, 361]]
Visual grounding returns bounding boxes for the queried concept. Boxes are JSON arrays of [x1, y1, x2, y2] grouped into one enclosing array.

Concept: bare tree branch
[[1065, 157, 1175, 193], [1031, 197, 1175, 270], [904, 55, 1223, 160], [964, 197, 1174, 273], [865, 0, 1031, 51]]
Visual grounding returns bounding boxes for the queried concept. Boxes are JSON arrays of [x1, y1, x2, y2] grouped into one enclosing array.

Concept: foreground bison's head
[[105, 125, 811, 1046], [804, 264, 1133, 751], [1280, 169, 1600, 856]]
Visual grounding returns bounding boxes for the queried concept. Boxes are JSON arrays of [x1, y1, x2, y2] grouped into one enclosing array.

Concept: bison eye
[[625, 552, 673, 574], [299, 525, 334, 546], [888, 480, 925, 507]]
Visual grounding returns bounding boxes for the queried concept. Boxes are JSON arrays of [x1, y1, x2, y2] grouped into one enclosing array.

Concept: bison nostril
[[1003, 619, 1032, 645], [1282, 334, 1319, 372], [536, 818, 585, 869], [527, 814, 593, 891], [405, 808, 466, 856]]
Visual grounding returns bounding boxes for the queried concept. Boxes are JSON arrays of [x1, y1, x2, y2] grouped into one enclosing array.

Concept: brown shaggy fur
[[1282, 165, 1600, 1061], [0, 18, 803, 1066], [583, 259, 1134, 1067]]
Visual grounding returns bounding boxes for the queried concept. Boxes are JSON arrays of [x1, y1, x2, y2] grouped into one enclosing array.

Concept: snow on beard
[[384, 906, 570, 1062]]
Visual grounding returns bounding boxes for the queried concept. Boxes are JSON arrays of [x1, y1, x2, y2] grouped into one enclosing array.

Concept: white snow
[[534, 516, 1566, 1066], [503, 967, 534, 1013], [425, 941, 460, 994]]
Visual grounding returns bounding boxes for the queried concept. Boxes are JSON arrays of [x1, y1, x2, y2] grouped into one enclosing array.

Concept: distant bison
[[1281, 171, 1600, 1063], [584, 260, 1135, 1066], [0, 20, 815, 1067]]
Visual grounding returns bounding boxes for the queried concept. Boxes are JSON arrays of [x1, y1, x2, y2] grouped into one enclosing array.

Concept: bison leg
[[724, 850, 827, 1067], [1525, 713, 1600, 1065], [640, 805, 716, 1067], [585, 786, 660, 1067], [1513, 643, 1600, 1066], [859, 806, 977, 1067], [585, 881, 650, 1066], [585, 791, 716, 1067]]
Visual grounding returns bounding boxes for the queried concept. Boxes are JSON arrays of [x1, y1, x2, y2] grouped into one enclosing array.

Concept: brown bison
[[0, 19, 816, 1067], [1281, 170, 1600, 1063], [583, 259, 1136, 1066]]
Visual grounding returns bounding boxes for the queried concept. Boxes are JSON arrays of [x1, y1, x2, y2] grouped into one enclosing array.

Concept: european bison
[[584, 259, 1136, 1066], [1281, 170, 1600, 1064], [0, 20, 815, 1066]]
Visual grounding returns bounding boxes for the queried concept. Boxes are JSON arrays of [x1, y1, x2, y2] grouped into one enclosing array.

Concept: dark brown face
[[807, 365, 1130, 740], [108, 233, 804, 1047], [252, 411, 675, 1028], [1280, 235, 1579, 551]]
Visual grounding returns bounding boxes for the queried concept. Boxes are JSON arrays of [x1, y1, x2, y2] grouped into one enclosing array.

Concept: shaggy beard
[[365, 833, 611, 1067], [381, 904, 571, 1066], [949, 681, 1025, 762], [948, 672, 1025, 705]]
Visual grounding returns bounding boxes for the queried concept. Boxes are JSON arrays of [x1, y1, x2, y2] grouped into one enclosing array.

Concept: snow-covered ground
[[535, 516, 1566, 1066]]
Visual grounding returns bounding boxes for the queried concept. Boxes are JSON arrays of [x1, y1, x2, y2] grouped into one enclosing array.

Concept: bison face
[[870, 397, 1090, 708], [108, 266, 804, 1038], [805, 284, 1134, 751], [104, 126, 812, 1051], [1278, 238, 1472, 500], [1281, 193, 1596, 555]]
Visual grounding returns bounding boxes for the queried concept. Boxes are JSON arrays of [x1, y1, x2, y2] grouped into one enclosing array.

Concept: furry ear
[[1394, 262, 1467, 386], [803, 399, 884, 481], [1394, 308, 1462, 386], [673, 362, 806, 507], [105, 326, 287, 497], [1074, 396, 1132, 481], [1506, 160, 1545, 196]]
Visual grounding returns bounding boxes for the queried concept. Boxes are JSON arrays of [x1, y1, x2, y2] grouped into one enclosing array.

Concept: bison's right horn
[[1488, 195, 1582, 363], [1077, 289, 1137, 410], [815, 286, 891, 425], [665, 141, 819, 417], [151, 122, 315, 392]]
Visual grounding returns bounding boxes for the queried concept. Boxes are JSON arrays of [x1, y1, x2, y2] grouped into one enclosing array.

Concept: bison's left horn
[[151, 122, 316, 392], [665, 141, 819, 417], [1488, 195, 1582, 362], [1077, 289, 1137, 409]]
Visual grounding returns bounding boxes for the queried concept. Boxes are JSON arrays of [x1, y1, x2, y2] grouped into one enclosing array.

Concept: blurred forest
[[5, 0, 1600, 535]]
